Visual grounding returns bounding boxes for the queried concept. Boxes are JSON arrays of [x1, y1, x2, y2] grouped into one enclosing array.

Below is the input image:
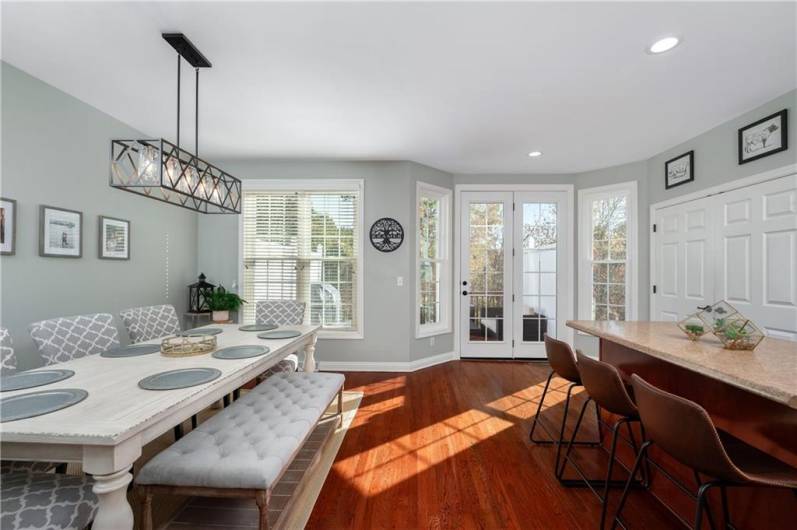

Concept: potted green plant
[[206, 286, 246, 323]]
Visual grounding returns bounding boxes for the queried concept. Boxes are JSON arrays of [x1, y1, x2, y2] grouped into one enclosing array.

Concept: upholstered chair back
[[29, 313, 119, 365], [120, 304, 181, 344], [255, 300, 306, 326], [1, 327, 17, 375]]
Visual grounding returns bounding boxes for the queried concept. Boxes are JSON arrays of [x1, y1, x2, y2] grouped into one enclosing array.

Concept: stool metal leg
[[694, 472, 718, 530], [611, 441, 652, 530], [529, 371, 555, 444]]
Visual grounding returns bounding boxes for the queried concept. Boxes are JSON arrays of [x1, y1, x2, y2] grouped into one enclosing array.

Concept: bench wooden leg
[[139, 487, 153, 530], [255, 490, 270, 530]]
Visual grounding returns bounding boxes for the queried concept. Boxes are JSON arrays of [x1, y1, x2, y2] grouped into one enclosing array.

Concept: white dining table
[[0, 323, 320, 530]]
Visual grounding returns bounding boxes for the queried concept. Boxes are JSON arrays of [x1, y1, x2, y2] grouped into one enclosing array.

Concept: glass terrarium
[[713, 314, 765, 351], [696, 300, 740, 334], [678, 313, 708, 341]]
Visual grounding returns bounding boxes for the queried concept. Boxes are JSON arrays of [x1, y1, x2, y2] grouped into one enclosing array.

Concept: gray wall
[[196, 159, 455, 365], [0, 63, 199, 370]]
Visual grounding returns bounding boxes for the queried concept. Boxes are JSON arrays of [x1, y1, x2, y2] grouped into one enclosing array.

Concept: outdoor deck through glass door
[[460, 190, 571, 359]]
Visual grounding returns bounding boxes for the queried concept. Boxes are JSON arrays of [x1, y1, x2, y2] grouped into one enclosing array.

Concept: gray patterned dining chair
[[0, 327, 65, 474], [119, 304, 181, 344], [255, 300, 306, 375], [0, 472, 98, 530], [29, 313, 119, 365]]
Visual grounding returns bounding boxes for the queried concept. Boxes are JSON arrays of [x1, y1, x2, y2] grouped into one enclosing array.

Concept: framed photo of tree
[[0, 197, 17, 256]]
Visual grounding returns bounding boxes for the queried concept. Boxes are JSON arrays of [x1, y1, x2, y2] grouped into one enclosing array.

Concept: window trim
[[415, 181, 453, 339], [238, 178, 365, 340], [577, 180, 638, 323]]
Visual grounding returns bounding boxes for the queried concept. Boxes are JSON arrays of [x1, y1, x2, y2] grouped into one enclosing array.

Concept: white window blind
[[241, 188, 361, 333]]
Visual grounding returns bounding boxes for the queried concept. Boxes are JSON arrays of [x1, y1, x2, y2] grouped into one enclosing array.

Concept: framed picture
[[39, 205, 82, 258], [98, 216, 130, 260], [0, 198, 17, 256], [665, 150, 694, 189], [738, 109, 788, 165]]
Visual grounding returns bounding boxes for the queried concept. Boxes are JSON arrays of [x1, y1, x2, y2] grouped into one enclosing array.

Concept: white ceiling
[[2, 1, 795, 174]]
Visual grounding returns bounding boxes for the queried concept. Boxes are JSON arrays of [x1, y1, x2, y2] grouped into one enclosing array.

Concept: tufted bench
[[135, 372, 344, 530]]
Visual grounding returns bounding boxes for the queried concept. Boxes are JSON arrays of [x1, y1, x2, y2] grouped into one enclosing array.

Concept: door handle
[[697, 305, 711, 311], [462, 290, 468, 296]]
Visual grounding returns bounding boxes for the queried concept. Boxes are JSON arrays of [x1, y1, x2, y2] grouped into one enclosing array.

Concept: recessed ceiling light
[[528, 151, 543, 158], [648, 36, 680, 54]]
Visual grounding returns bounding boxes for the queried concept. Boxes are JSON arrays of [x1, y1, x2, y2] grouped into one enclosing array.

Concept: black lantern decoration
[[188, 273, 215, 313]]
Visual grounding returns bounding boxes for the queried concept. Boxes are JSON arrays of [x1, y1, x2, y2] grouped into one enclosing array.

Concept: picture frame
[[665, 150, 694, 190], [738, 109, 788, 165], [39, 205, 82, 258], [0, 197, 17, 256], [98, 215, 130, 260]]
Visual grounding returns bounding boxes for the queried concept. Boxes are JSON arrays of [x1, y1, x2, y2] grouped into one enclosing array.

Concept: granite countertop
[[567, 320, 797, 409]]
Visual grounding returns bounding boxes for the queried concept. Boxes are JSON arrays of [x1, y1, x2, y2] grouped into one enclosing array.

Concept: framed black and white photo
[[39, 205, 82, 258], [738, 109, 788, 165], [0, 198, 17, 256], [98, 216, 130, 260], [665, 150, 694, 189]]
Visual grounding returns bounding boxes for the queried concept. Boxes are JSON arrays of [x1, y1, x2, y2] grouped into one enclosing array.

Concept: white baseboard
[[318, 351, 456, 372]]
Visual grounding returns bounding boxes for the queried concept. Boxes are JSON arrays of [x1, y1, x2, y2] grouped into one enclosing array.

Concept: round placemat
[[212, 345, 271, 360], [138, 368, 222, 391], [239, 324, 278, 332], [101, 344, 161, 358], [1, 369, 75, 393], [181, 328, 223, 337], [1, 389, 88, 422], [257, 330, 302, 340]]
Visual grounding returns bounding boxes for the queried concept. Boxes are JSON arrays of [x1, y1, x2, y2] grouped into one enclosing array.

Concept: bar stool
[[529, 335, 602, 475], [558, 351, 648, 529], [613, 374, 797, 530]]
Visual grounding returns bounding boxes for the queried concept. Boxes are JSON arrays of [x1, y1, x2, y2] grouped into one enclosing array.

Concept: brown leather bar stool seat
[[559, 352, 649, 529], [613, 374, 797, 530], [529, 335, 602, 475]]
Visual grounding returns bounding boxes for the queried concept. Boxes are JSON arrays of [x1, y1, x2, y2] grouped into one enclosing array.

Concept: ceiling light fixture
[[110, 33, 241, 214], [647, 36, 680, 54], [528, 151, 543, 158]]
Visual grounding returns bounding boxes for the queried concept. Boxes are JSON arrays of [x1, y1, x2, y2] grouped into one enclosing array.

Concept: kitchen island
[[567, 320, 797, 529]]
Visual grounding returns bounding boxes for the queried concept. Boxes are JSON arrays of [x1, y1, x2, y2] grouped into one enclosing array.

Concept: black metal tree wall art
[[110, 33, 241, 214], [369, 218, 404, 252]]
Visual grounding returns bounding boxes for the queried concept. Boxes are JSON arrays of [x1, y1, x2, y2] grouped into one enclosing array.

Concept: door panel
[[460, 192, 513, 358], [714, 175, 797, 340], [513, 191, 570, 359], [653, 197, 714, 321]]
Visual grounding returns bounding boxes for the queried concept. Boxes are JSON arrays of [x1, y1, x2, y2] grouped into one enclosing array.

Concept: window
[[578, 181, 637, 322], [240, 180, 363, 338], [416, 182, 452, 337]]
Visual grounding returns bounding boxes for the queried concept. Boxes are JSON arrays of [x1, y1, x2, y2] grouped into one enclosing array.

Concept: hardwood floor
[[306, 360, 680, 530]]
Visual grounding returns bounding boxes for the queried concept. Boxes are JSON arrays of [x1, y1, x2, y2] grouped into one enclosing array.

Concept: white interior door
[[460, 192, 514, 358], [653, 174, 797, 340], [714, 175, 797, 340], [653, 197, 715, 321], [513, 192, 571, 358]]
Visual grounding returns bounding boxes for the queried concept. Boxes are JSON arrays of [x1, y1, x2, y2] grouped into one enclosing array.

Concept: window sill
[[317, 330, 364, 340], [415, 325, 452, 339]]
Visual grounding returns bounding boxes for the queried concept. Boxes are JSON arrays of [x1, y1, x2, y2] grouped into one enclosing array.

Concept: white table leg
[[304, 333, 318, 372], [92, 467, 134, 530]]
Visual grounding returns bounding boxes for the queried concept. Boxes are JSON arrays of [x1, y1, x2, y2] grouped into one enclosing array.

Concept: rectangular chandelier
[[110, 138, 241, 214]]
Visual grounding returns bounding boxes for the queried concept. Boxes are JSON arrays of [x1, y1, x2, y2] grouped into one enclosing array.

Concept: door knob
[[462, 280, 468, 286], [462, 290, 468, 296]]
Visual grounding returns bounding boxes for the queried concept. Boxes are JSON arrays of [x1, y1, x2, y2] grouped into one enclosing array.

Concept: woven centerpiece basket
[[161, 335, 217, 357]]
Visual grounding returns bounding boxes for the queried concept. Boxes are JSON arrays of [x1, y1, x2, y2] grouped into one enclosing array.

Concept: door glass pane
[[521, 202, 557, 341], [468, 202, 504, 342]]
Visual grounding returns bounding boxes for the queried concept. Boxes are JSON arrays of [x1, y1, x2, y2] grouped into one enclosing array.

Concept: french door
[[460, 190, 571, 359]]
